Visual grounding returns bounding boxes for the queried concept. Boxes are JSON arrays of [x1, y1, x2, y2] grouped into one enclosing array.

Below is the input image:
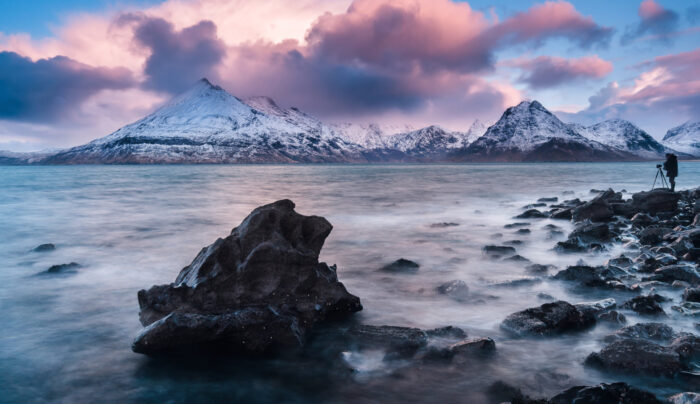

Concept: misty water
[[1, 163, 698, 403]]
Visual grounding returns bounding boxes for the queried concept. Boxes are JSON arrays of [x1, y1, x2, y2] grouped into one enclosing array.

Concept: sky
[[0, 0, 698, 151]]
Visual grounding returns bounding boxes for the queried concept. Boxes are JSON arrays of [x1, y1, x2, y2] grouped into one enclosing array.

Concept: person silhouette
[[663, 153, 678, 192]]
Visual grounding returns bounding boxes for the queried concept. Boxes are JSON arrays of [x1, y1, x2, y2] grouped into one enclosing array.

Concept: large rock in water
[[132, 200, 362, 355], [501, 300, 595, 336], [631, 189, 680, 215]]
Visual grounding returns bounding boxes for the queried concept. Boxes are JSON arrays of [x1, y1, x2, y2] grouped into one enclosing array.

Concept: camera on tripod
[[652, 164, 668, 189], [656, 164, 662, 168]]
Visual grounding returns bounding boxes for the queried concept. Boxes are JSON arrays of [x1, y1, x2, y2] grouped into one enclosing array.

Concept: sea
[[1, 163, 698, 403]]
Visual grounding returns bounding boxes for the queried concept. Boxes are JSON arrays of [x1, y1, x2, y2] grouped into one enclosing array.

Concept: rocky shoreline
[[132, 188, 699, 403]]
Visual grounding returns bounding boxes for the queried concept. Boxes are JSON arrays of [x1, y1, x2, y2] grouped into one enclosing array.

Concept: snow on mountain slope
[[45, 79, 366, 163], [331, 123, 415, 149], [385, 125, 470, 155], [574, 119, 667, 158], [460, 100, 628, 161], [464, 119, 487, 145], [663, 121, 700, 157]]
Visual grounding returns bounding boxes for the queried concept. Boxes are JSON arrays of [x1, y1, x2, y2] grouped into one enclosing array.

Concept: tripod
[[652, 166, 669, 190]]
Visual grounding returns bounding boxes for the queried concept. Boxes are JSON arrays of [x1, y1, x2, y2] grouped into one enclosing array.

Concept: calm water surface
[[1, 163, 698, 403]]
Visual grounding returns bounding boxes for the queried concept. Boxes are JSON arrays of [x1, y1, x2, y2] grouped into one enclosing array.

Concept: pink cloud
[[509, 55, 613, 88], [639, 0, 665, 20]]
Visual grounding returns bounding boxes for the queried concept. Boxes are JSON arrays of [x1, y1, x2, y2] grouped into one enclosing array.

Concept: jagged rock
[[683, 287, 700, 302], [448, 337, 496, 358], [671, 302, 700, 316], [548, 382, 662, 404], [501, 301, 595, 336], [553, 265, 628, 290], [621, 294, 666, 316], [45, 262, 80, 274], [425, 326, 467, 339], [575, 298, 616, 316], [570, 222, 616, 243], [550, 208, 573, 220], [32, 243, 55, 252], [607, 255, 633, 268], [436, 280, 470, 301], [631, 189, 681, 215], [516, 209, 547, 219], [380, 258, 420, 274], [572, 189, 619, 222], [516, 228, 531, 234], [645, 264, 700, 286], [667, 392, 700, 404], [504, 254, 530, 262], [597, 310, 627, 324], [492, 277, 542, 288], [342, 325, 428, 358], [638, 254, 678, 273], [132, 200, 362, 355]]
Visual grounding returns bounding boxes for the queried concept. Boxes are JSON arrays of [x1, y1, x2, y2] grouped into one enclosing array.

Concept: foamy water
[[1, 163, 698, 403]]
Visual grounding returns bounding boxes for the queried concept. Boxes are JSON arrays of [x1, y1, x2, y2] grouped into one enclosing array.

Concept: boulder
[[645, 264, 700, 286], [132, 200, 362, 355], [683, 287, 700, 302], [516, 209, 548, 219], [638, 227, 673, 245], [604, 322, 678, 342], [549, 208, 573, 220], [538, 197, 558, 203], [45, 262, 80, 274], [572, 189, 619, 223], [501, 301, 595, 336], [436, 280, 470, 302], [631, 213, 657, 226], [585, 339, 685, 376], [504, 222, 530, 228], [483, 245, 516, 257], [621, 294, 666, 316], [631, 189, 681, 215], [575, 298, 616, 316], [597, 310, 627, 325], [569, 222, 616, 243], [548, 383, 662, 404], [553, 265, 628, 290], [448, 337, 496, 358], [380, 258, 420, 274]]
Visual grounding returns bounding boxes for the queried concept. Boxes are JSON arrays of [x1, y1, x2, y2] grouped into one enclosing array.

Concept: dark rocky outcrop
[[501, 301, 595, 336], [621, 294, 666, 316], [380, 258, 420, 274], [553, 265, 629, 290], [44, 262, 80, 274], [644, 264, 700, 286], [548, 383, 662, 404], [683, 287, 700, 302], [631, 189, 681, 215], [516, 209, 547, 219], [132, 200, 362, 355], [572, 189, 620, 222]]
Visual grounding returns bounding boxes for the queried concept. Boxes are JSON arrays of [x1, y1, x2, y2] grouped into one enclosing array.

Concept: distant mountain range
[[4, 78, 698, 164]]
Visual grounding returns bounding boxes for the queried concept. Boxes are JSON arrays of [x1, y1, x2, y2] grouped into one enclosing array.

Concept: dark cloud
[[0, 51, 134, 122], [121, 14, 227, 94], [510, 56, 612, 89], [621, 0, 680, 45]]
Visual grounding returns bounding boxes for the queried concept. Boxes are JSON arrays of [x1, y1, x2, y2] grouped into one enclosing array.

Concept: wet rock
[[132, 199, 362, 355], [516, 209, 547, 219], [483, 245, 516, 256], [516, 228, 531, 234], [553, 265, 628, 290], [449, 337, 496, 358], [671, 302, 700, 317], [550, 208, 573, 220], [492, 278, 542, 288], [604, 322, 678, 342], [45, 262, 80, 274], [548, 382, 662, 404], [32, 243, 55, 252], [597, 310, 627, 325], [631, 189, 681, 215], [638, 227, 673, 245], [638, 254, 678, 273], [504, 222, 530, 229], [501, 301, 595, 336], [645, 264, 700, 286], [585, 339, 686, 376], [526, 264, 556, 274], [504, 240, 523, 246], [425, 326, 467, 340], [631, 213, 657, 226], [522, 203, 547, 209], [436, 280, 470, 302], [607, 255, 633, 268], [343, 325, 428, 358], [487, 381, 545, 404], [683, 287, 700, 302], [504, 254, 530, 263], [430, 222, 459, 228], [572, 189, 619, 223], [574, 298, 616, 316], [380, 259, 420, 274], [538, 197, 558, 203], [667, 392, 700, 404], [621, 294, 666, 316], [570, 222, 617, 243]]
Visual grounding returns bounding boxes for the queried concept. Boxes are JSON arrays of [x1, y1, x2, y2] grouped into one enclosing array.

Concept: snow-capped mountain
[[663, 121, 700, 157], [573, 119, 668, 158], [383, 125, 471, 159], [331, 123, 415, 149], [44, 79, 366, 164], [465, 119, 487, 144], [456, 101, 632, 162]]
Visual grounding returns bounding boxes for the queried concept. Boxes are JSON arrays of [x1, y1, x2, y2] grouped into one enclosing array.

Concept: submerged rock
[[44, 262, 80, 274], [548, 382, 662, 404], [516, 209, 548, 219], [132, 200, 362, 355], [683, 287, 700, 302], [501, 301, 595, 336], [32, 243, 55, 252], [436, 280, 470, 302], [380, 258, 420, 274]]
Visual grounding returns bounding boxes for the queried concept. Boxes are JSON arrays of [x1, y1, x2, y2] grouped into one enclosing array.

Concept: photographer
[[662, 153, 678, 192]]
